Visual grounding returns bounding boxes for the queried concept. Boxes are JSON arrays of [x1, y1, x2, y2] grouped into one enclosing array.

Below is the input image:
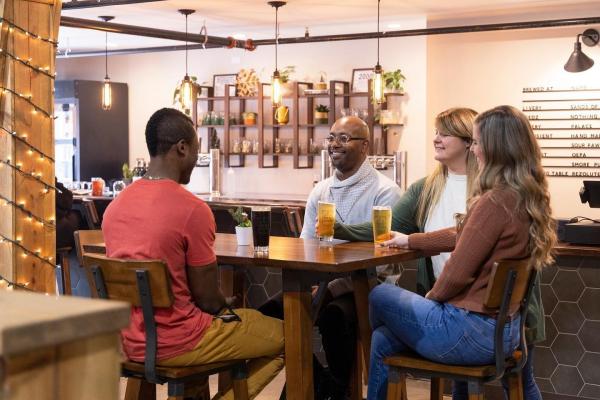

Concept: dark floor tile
[[264, 272, 282, 299], [551, 365, 584, 396], [247, 284, 268, 309], [579, 353, 600, 385], [579, 288, 600, 320], [534, 346, 558, 379], [551, 334, 584, 365], [579, 321, 600, 353], [541, 263, 559, 285], [541, 284, 558, 316], [536, 377, 555, 394], [579, 383, 600, 399], [579, 266, 600, 289], [553, 270, 585, 302], [247, 266, 269, 285], [396, 269, 417, 292], [551, 302, 584, 334]]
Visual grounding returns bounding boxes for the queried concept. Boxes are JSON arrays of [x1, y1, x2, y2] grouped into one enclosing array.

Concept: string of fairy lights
[[1, 14, 59, 291]]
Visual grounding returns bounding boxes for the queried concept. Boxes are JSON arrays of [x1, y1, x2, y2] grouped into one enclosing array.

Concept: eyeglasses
[[326, 134, 367, 145]]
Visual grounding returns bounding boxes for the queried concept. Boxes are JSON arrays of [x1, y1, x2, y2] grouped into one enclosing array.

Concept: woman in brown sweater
[[366, 105, 556, 400]]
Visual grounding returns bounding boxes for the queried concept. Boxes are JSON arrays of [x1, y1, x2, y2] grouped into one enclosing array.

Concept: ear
[[175, 139, 188, 156]]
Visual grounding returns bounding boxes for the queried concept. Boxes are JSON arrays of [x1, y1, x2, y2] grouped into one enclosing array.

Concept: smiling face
[[471, 123, 485, 169], [328, 116, 369, 178], [433, 128, 470, 166]]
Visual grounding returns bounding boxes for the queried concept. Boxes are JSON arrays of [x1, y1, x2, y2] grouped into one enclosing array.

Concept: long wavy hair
[[416, 107, 479, 227], [470, 105, 556, 270]]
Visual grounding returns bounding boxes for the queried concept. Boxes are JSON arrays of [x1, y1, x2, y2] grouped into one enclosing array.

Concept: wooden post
[[0, 0, 61, 293]]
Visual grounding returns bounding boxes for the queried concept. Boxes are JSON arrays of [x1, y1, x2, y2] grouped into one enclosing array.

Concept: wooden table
[[84, 234, 427, 400], [0, 291, 129, 400]]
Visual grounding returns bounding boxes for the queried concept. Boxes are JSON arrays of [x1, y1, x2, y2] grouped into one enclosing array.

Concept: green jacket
[[334, 178, 545, 344]]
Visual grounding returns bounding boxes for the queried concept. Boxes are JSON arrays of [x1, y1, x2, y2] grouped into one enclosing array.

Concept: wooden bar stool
[[83, 253, 250, 400], [384, 259, 537, 400]]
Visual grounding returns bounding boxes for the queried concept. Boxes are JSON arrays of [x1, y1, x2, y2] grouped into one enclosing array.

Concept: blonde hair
[[416, 107, 479, 227], [471, 105, 556, 270]]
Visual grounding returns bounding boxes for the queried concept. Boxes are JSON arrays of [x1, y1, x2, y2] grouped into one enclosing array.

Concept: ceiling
[[58, 0, 600, 55]]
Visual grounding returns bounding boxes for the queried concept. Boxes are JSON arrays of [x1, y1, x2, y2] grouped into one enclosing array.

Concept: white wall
[[57, 17, 600, 217], [426, 26, 600, 218], [56, 17, 428, 199]]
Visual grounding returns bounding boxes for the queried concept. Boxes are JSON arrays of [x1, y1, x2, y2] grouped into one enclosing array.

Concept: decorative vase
[[235, 226, 253, 246], [315, 111, 329, 125]]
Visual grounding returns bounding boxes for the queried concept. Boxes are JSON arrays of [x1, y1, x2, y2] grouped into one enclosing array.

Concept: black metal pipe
[[60, 16, 248, 49], [62, 0, 167, 10], [58, 15, 600, 57], [253, 16, 600, 46]]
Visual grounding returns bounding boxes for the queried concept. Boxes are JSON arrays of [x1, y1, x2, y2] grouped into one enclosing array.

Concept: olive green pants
[[159, 308, 284, 400]]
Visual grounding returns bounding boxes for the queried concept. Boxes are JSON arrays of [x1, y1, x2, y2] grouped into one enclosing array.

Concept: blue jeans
[[367, 284, 520, 400]]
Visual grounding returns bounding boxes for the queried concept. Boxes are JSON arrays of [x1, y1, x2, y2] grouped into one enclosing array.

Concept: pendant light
[[564, 28, 599, 73], [179, 9, 196, 111], [268, 1, 286, 107], [99, 16, 114, 111], [372, 0, 384, 104]]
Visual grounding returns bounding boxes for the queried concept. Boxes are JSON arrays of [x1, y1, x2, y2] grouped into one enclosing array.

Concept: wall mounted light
[[268, 1, 286, 107], [179, 9, 195, 110], [99, 15, 114, 110], [564, 28, 599, 73], [372, 0, 384, 104]]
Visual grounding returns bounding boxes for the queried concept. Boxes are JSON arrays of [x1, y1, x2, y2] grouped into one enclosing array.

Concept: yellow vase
[[275, 106, 289, 125]]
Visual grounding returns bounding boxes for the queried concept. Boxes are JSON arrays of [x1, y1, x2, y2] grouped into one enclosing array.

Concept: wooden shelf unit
[[194, 80, 404, 167]]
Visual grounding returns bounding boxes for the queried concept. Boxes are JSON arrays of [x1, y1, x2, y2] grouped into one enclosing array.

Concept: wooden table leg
[[351, 268, 377, 377], [283, 270, 314, 400]]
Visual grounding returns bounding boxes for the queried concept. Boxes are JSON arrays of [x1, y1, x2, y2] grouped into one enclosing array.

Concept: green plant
[[279, 65, 296, 83], [383, 69, 406, 92], [228, 207, 251, 227], [315, 104, 330, 113], [122, 163, 133, 179]]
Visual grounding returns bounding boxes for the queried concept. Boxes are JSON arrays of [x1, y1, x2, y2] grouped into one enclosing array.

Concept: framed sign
[[351, 68, 374, 93], [213, 73, 237, 96]]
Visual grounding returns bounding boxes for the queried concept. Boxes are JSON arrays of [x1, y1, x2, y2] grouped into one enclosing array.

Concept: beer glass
[[251, 206, 271, 253], [372, 205, 392, 244], [317, 201, 336, 242]]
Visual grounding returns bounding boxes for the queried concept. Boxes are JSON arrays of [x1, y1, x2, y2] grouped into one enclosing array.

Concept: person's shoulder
[[308, 178, 331, 199]]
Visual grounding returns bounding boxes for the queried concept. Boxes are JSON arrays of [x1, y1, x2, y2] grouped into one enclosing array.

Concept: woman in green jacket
[[334, 107, 545, 400]]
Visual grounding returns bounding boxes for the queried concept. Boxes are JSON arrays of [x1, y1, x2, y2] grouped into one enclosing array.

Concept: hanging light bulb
[[179, 9, 196, 112], [268, 1, 286, 107], [99, 16, 114, 110], [372, 0, 385, 104]]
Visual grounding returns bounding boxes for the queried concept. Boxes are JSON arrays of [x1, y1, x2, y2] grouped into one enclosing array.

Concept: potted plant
[[228, 207, 252, 246], [243, 111, 257, 125], [122, 163, 134, 185], [383, 69, 406, 93], [315, 104, 329, 124]]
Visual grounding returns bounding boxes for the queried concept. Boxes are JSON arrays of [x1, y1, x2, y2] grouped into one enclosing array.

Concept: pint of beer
[[372, 206, 392, 244], [317, 201, 336, 241]]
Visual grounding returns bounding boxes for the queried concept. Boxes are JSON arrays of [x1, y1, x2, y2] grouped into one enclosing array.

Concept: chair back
[[74, 198, 100, 229], [82, 253, 173, 307], [74, 229, 104, 265], [283, 207, 304, 238], [484, 258, 536, 378], [82, 253, 173, 383]]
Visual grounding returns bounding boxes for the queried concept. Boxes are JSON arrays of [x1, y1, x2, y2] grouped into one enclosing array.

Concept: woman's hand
[[381, 231, 410, 248], [315, 219, 319, 237]]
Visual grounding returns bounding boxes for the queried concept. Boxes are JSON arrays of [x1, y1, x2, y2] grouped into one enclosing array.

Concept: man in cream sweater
[[301, 116, 400, 399]]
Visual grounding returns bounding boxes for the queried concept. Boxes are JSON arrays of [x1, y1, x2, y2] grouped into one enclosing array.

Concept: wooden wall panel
[[1, 0, 60, 292]]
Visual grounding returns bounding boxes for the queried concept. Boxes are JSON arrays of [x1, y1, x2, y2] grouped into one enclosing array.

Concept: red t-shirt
[[102, 179, 216, 361]]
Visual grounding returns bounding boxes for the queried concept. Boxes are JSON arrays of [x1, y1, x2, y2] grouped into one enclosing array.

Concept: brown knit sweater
[[408, 188, 530, 315]]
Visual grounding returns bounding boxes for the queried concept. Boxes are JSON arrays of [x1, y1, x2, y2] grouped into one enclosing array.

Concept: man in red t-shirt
[[102, 108, 283, 400]]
